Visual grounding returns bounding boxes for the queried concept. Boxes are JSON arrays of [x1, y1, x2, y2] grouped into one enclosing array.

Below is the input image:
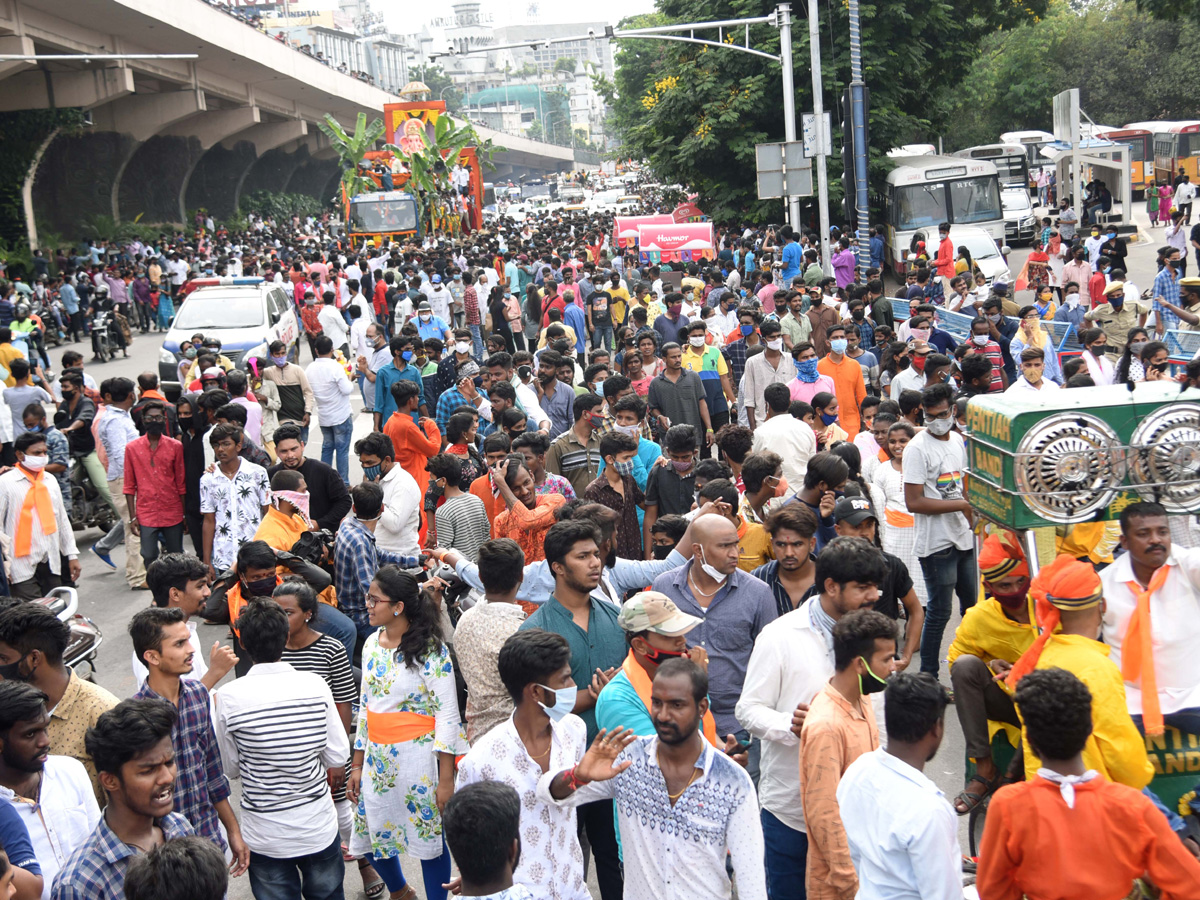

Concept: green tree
[[607, 0, 1046, 223], [411, 65, 463, 113], [554, 56, 579, 76], [317, 112, 385, 202], [942, 0, 1200, 148]]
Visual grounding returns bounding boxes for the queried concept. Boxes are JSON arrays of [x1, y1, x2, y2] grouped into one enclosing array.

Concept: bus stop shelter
[[1039, 139, 1131, 227]]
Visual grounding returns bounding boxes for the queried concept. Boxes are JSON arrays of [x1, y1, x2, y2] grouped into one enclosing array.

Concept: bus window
[[949, 177, 1002, 225], [1183, 134, 1199, 157], [893, 183, 948, 230], [350, 198, 418, 233]]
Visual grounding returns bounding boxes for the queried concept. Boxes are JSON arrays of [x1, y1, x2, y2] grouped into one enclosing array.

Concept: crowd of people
[[0, 201, 1197, 900]]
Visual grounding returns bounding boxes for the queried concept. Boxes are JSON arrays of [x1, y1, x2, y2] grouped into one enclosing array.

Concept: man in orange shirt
[[800, 609, 897, 900], [491, 456, 564, 564], [382, 379, 441, 542], [978, 667, 1200, 898], [816, 324, 867, 438], [934, 220, 955, 297], [468, 433, 514, 537]]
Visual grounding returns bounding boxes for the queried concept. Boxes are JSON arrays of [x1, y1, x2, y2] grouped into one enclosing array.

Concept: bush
[[239, 191, 326, 221]]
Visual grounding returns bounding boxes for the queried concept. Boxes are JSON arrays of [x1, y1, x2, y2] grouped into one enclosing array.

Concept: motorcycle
[[90, 309, 115, 361], [67, 460, 117, 533], [32, 587, 103, 681]]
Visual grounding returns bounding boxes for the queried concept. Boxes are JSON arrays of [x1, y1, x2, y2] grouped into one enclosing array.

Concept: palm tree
[[318, 112, 385, 201]]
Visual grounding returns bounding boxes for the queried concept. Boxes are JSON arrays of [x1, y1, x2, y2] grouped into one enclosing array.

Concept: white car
[[1001, 188, 1038, 244], [905, 224, 1012, 287], [158, 277, 300, 396]]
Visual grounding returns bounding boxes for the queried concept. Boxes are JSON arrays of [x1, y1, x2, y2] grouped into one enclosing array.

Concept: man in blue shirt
[[869, 226, 885, 270], [373, 335, 427, 431], [560, 288, 589, 356], [414, 300, 452, 343], [56, 276, 83, 342], [780, 226, 803, 283]]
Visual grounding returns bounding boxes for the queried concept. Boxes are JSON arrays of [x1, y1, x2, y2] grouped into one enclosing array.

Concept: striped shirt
[[435, 492, 491, 561], [544, 428, 601, 498], [212, 661, 350, 857]]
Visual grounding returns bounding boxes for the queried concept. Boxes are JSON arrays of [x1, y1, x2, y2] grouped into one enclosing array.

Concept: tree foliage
[[318, 112, 385, 201], [941, 0, 1200, 149], [607, 0, 1046, 223]]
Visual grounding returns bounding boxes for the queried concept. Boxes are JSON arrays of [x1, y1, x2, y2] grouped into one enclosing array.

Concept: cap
[[457, 360, 481, 379], [417, 300, 432, 311], [991, 281, 1008, 291], [201, 366, 223, 380], [432, 274, 442, 283], [1103, 280, 1125, 295], [617, 591, 703, 636], [1180, 277, 1200, 287], [518, 254, 529, 261], [910, 340, 931, 354], [833, 497, 875, 526]]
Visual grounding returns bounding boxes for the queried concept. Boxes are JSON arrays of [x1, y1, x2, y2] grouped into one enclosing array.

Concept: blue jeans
[[918, 544, 978, 676], [320, 415, 354, 484], [311, 604, 357, 669], [760, 809, 808, 900], [593, 325, 614, 352], [248, 832, 344, 900], [1132, 707, 1200, 736], [469, 323, 484, 360]]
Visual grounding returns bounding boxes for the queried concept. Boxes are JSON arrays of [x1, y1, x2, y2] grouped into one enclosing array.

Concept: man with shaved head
[[652, 513, 778, 778]]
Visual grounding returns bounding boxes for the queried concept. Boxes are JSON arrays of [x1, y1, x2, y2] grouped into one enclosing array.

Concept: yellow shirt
[[1020, 634, 1154, 790], [48, 671, 119, 802], [947, 598, 1040, 673], [682, 344, 729, 377], [1055, 522, 1120, 565], [0, 343, 24, 387], [608, 286, 631, 326], [736, 515, 772, 572], [537, 324, 578, 350]]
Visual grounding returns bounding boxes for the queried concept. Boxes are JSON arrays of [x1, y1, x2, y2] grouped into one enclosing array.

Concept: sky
[[380, 0, 657, 28]]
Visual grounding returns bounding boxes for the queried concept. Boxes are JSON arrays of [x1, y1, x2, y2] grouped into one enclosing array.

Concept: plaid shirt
[[724, 337, 751, 389], [50, 812, 193, 900], [132, 679, 230, 849], [436, 387, 475, 434], [1153, 266, 1181, 330], [334, 515, 418, 628]]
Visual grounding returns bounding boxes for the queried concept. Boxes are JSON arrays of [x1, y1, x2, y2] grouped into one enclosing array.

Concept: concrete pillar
[[226, 120, 307, 209], [0, 35, 35, 82], [0, 66, 134, 112], [31, 130, 140, 237]]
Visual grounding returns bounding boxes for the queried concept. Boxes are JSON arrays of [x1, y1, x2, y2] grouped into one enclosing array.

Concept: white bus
[[1000, 130, 1055, 181], [952, 143, 1029, 188], [884, 155, 1005, 274]]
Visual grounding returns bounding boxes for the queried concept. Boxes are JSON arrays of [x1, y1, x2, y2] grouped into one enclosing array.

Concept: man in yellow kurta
[[1006, 555, 1153, 790]]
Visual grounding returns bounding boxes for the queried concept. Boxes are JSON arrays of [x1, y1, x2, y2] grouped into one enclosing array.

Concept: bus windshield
[[349, 198, 418, 234], [949, 177, 1002, 224], [990, 157, 1028, 186], [893, 183, 948, 230]]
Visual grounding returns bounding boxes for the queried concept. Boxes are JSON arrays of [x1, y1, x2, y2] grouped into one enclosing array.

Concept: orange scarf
[[621, 651, 719, 747], [14, 465, 56, 557], [1124, 567, 1170, 736]]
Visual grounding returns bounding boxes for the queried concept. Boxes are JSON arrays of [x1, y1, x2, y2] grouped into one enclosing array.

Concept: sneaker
[[91, 545, 116, 569]]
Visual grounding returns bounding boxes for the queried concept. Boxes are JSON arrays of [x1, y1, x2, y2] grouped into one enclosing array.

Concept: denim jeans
[[760, 809, 808, 900], [310, 603, 357, 669], [468, 323, 484, 360], [320, 415, 354, 484], [248, 833, 345, 900], [918, 544, 977, 676], [139, 522, 184, 567], [592, 325, 614, 352]]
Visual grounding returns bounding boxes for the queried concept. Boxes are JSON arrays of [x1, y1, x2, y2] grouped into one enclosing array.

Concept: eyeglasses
[[365, 597, 395, 609]]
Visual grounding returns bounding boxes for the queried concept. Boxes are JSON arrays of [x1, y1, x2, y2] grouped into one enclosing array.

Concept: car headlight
[[158, 347, 177, 365], [1023, 216, 1037, 226]]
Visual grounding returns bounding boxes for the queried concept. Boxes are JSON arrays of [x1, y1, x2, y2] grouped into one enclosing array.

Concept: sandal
[[357, 859, 386, 900], [953, 773, 998, 816]]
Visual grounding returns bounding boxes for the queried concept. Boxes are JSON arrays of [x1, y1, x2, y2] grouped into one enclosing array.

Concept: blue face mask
[[820, 412, 839, 426], [797, 358, 820, 382], [830, 338, 848, 354], [25, 425, 41, 434], [401, 350, 414, 361], [363, 464, 382, 482], [537, 684, 578, 723], [740, 324, 754, 336]]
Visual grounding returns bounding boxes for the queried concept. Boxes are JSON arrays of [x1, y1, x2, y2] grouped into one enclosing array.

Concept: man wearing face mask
[[596, 592, 721, 744], [373, 336, 428, 431], [1084, 227, 1106, 272], [0, 431, 80, 599], [800, 609, 897, 900], [743, 320, 796, 432], [1084, 280, 1149, 359], [1152, 247, 1184, 336], [945, 533, 1036, 813], [817, 324, 867, 439], [123, 400, 185, 568], [1052, 281, 1088, 331], [652, 291, 690, 349]]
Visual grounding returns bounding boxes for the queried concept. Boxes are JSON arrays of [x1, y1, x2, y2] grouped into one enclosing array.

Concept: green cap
[[617, 591, 703, 636]]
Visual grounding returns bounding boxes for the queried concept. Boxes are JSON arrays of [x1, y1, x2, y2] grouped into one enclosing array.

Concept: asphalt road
[[65, 214, 1166, 896]]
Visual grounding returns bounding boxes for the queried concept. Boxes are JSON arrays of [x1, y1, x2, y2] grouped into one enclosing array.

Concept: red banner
[[612, 214, 674, 249], [671, 202, 706, 223], [637, 222, 715, 263]]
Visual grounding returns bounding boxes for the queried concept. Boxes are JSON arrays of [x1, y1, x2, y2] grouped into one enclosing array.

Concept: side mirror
[[1000, 245, 1012, 256]]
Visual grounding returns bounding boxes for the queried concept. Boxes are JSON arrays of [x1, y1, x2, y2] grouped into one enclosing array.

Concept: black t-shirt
[[267, 457, 351, 532], [589, 290, 613, 327], [1191, 224, 1200, 250], [796, 548, 913, 621]]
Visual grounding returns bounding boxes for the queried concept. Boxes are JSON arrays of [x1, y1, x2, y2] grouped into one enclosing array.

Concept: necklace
[[666, 767, 700, 800], [688, 571, 720, 598]]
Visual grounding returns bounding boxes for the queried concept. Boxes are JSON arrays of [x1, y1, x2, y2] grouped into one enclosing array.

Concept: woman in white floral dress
[[347, 566, 465, 900]]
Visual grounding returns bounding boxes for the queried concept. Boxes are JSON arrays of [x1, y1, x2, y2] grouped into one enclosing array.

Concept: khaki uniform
[[1085, 300, 1149, 357]]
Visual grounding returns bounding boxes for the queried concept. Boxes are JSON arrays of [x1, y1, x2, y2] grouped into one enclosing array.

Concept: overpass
[[0, 0, 580, 245]]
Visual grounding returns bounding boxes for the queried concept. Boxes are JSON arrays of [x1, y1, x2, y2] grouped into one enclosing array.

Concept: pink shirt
[[788, 374, 837, 404]]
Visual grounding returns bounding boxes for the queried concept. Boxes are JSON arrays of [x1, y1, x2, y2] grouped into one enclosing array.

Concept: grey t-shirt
[[901, 429, 972, 557], [4, 384, 52, 438]]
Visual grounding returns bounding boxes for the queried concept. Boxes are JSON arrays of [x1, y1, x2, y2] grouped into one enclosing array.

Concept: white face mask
[[766, 338, 784, 351], [614, 422, 640, 437], [20, 455, 48, 471], [455, 341, 471, 355], [419, 313, 431, 321], [972, 334, 989, 347], [927, 416, 954, 436], [1066, 294, 1079, 308], [689, 335, 706, 348], [697, 546, 728, 586]]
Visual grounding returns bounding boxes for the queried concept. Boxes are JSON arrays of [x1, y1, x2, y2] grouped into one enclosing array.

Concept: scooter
[[32, 587, 102, 681], [67, 461, 117, 533]]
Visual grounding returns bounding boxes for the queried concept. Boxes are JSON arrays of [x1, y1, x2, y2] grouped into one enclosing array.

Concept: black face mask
[[0, 654, 30, 682], [651, 544, 674, 560], [642, 645, 689, 665], [177, 416, 193, 432], [243, 575, 277, 598], [144, 420, 166, 437]]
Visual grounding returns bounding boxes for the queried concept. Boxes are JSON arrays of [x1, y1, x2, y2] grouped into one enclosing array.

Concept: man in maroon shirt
[[124, 399, 186, 568]]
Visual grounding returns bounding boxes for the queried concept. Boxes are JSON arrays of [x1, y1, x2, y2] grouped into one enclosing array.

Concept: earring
[[393, 610, 399, 617]]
